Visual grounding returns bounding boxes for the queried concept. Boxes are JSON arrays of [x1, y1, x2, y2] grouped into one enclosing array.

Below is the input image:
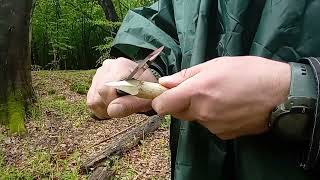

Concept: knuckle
[[102, 59, 111, 66], [116, 57, 127, 61], [192, 91, 217, 122], [97, 87, 107, 97], [87, 99, 99, 110], [98, 86, 114, 98], [96, 66, 106, 75], [179, 68, 193, 79], [197, 109, 210, 122], [116, 57, 130, 64]]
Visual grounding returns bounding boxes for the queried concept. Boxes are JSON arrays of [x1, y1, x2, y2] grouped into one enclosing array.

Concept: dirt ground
[[0, 70, 170, 179]]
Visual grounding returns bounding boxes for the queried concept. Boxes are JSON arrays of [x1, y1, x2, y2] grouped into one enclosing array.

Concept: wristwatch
[[269, 62, 317, 141]]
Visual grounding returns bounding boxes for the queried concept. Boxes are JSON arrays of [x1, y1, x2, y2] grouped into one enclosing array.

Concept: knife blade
[[115, 46, 165, 97], [126, 46, 164, 80]]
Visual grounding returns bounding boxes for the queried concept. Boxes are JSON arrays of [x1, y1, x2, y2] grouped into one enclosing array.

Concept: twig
[[86, 119, 147, 150], [81, 115, 163, 172]]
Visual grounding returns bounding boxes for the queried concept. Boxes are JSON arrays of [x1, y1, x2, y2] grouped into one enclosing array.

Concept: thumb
[[107, 96, 151, 118], [159, 64, 204, 88]]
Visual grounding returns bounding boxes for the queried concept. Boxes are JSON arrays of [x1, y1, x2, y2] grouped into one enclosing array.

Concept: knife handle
[[135, 81, 168, 99], [114, 80, 168, 99]]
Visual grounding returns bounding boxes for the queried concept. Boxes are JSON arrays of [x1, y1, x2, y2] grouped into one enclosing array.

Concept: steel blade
[[126, 46, 164, 80]]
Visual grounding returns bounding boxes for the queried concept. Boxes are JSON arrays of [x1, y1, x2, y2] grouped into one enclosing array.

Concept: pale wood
[[105, 80, 168, 99]]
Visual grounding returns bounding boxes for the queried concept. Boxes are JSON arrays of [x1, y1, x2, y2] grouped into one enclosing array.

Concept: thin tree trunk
[[98, 0, 118, 22], [0, 0, 33, 134]]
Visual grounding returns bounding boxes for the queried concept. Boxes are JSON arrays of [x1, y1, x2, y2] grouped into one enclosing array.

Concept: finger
[[87, 91, 110, 119], [216, 132, 239, 140], [159, 63, 204, 88], [170, 110, 196, 121], [98, 85, 118, 105], [152, 82, 192, 116], [108, 96, 152, 118]]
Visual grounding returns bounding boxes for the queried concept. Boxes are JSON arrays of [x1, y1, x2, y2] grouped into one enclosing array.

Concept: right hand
[[87, 58, 157, 119]]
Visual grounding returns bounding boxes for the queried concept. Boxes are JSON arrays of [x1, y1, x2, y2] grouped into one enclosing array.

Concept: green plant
[[160, 115, 171, 130], [32, 0, 155, 70], [70, 81, 89, 95]]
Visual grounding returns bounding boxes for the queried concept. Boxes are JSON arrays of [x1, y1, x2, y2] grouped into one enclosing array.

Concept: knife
[[105, 46, 168, 99]]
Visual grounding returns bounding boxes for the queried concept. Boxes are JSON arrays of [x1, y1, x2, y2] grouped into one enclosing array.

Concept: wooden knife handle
[[135, 81, 168, 99]]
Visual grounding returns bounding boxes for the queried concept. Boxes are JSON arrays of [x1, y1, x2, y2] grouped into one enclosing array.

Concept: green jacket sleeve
[[110, 1, 181, 76]]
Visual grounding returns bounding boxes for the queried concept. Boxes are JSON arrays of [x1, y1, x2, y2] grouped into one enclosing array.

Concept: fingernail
[[108, 103, 125, 117]]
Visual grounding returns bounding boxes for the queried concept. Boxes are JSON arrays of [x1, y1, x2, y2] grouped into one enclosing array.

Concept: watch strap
[[288, 62, 317, 98], [298, 57, 320, 170]]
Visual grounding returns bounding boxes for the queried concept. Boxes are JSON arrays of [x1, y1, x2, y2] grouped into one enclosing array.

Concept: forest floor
[[0, 70, 170, 180]]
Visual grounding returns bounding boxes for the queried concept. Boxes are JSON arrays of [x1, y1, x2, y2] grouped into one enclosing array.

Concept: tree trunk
[[0, 0, 33, 134], [98, 0, 118, 22]]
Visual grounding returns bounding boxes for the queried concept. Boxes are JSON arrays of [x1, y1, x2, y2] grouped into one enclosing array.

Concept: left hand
[[152, 56, 291, 140]]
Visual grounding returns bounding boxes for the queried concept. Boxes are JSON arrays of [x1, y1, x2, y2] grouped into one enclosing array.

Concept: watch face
[[276, 113, 310, 141]]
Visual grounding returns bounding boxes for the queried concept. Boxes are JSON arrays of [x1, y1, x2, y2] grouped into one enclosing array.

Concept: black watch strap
[[298, 57, 320, 170], [288, 62, 317, 98], [269, 62, 316, 141]]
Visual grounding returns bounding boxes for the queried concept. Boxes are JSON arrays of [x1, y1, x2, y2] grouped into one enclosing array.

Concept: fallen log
[[81, 115, 163, 173], [88, 167, 115, 180]]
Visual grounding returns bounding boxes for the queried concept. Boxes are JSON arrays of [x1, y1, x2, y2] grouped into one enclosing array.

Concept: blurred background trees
[[0, 0, 155, 133], [31, 0, 155, 70]]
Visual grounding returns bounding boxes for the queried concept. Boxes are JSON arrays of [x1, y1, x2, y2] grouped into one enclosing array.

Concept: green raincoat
[[111, 0, 320, 179]]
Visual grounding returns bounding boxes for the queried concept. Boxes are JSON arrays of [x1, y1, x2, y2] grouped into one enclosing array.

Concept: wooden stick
[[105, 80, 168, 99]]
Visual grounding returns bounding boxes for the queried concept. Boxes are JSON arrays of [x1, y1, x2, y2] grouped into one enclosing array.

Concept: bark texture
[[0, 0, 33, 133], [98, 0, 119, 22]]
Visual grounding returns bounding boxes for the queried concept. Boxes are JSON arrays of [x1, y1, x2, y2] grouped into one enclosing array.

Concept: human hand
[[152, 56, 291, 140], [87, 58, 157, 119]]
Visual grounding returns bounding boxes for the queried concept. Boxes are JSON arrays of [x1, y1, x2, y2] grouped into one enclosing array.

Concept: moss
[[7, 90, 27, 134], [70, 81, 89, 95]]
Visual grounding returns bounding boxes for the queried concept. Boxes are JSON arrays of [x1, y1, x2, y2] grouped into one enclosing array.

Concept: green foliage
[[32, 0, 155, 70], [32, 0, 110, 69]]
